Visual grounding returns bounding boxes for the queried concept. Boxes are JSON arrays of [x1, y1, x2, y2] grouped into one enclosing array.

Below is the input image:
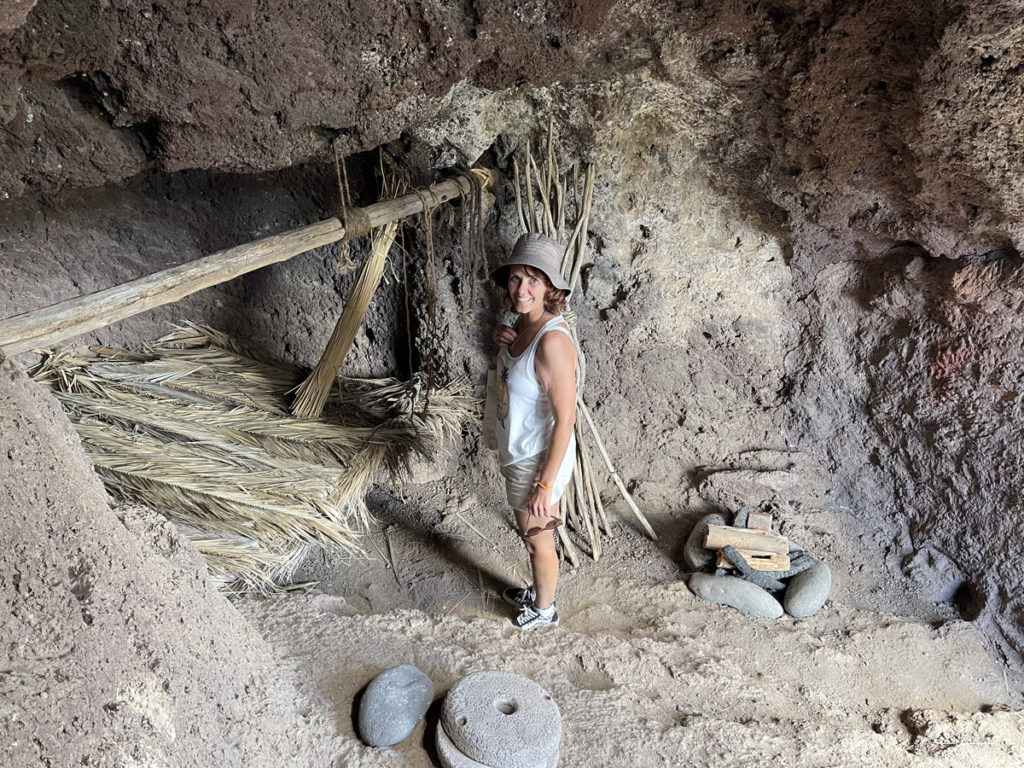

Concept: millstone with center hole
[[440, 670, 561, 768]]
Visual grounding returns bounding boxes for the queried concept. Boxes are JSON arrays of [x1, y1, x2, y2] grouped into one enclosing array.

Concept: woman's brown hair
[[499, 264, 567, 314]]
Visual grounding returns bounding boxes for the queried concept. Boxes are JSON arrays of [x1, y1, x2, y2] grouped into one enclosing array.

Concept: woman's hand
[[493, 324, 517, 347], [526, 483, 554, 520]]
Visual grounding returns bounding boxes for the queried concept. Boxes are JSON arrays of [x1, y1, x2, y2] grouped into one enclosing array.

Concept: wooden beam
[[0, 171, 492, 357]]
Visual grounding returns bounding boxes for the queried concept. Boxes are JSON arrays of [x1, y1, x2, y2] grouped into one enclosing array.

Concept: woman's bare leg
[[514, 504, 559, 609]]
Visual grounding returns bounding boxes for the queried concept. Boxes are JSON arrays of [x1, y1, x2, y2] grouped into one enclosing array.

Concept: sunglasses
[[525, 517, 563, 537]]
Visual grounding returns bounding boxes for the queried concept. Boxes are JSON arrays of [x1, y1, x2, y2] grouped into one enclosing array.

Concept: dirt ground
[[239, 478, 1024, 767], [6, 344, 1020, 766]]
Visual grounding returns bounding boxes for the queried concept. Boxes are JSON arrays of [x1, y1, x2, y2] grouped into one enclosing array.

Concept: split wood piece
[[704, 524, 788, 555], [746, 511, 774, 532], [0, 170, 493, 358], [524, 141, 538, 232], [578, 399, 658, 541], [579, 433, 610, 534], [716, 549, 792, 572], [566, 167, 595, 294], [512, 157, 528, 234], [559, 480, 578, 535], [576, 439, 603, 554], [528, 151, 557, 239]]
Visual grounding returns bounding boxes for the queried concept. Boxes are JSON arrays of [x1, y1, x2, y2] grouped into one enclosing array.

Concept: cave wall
[[785, 251, 1024, 658], [3, 0, 1024, 668], [0, 358, 339, 765]]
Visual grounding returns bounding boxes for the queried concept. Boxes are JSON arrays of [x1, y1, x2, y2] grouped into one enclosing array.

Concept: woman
[[490, 233, 578, 630]]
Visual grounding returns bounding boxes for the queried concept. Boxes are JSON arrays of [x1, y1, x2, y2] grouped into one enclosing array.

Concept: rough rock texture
[[0, 0, 616, 198], [0, 361, 338, 766], [904, 708, 1024, 763], [441, 670, 561, 768], [784, 253, 1024, 658], [0, 0, 35, 34]]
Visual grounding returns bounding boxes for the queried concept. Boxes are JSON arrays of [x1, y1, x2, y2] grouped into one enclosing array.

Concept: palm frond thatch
[[32, 325, 476, 594]]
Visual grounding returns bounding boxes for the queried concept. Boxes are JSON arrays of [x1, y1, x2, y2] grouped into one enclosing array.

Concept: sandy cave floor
[[235, 481, 1024, 767]]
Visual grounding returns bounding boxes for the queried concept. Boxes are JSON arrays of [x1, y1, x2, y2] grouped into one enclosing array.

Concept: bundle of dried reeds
[[291, 220, 400, 418], [511, 124, 657, 566], [33, 325, 474, 594]]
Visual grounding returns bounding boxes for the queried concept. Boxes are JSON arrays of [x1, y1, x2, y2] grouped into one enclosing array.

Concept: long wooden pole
[[0, 171, 491, 358]]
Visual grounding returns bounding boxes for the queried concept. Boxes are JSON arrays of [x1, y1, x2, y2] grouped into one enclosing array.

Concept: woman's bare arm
[[528, 328, 578, 517]]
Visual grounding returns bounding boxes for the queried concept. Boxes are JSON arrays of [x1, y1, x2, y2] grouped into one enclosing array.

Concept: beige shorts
[[499, 447, 576, 512]]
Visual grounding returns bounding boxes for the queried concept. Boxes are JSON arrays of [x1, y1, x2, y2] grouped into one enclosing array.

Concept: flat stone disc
[[437, 722, 559, 768], [441, 671, 561, 768]]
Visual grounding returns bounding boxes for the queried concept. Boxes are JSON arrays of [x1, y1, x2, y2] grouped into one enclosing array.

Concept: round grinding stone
[[437, 722, 559, 768], [441, 671, 561, 768]]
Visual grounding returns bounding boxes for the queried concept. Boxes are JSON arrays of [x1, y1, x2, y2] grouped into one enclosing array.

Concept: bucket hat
[[490, 233, 571, 296]]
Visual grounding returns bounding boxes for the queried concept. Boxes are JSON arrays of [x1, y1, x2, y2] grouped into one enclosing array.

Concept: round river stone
[[784, 560, 832, 618], [358, 664, 434, 747], [682, 513, 727, 570], [687, 572, 784, 619]]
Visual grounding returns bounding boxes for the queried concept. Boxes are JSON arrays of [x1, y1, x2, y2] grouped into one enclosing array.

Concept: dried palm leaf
[[31, 328, 475, 594], [178, 525, 311, 595]]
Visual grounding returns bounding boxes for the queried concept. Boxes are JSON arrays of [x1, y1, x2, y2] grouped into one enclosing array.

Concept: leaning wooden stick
[[580, 438, 610, 534], [578, 400, 658, 540], [0, 169, 493, 358], [557, 524, 580, 568]]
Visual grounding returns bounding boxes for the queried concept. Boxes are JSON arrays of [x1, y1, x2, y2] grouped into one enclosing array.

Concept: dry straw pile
[[33, 324, 474, 594]]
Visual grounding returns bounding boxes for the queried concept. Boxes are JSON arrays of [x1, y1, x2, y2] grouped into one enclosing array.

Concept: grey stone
[[784, 561, 832, 618], [437, 722, 560, 768], [441, 670, 560, 768], [358, 664, 434, 747], [682, 513, 726, 570], [436, 723, 492, 768], [687, 573, 784, 619]]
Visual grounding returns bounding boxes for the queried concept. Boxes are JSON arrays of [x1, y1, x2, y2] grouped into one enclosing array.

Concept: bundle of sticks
[[511, 126, 656, 565]]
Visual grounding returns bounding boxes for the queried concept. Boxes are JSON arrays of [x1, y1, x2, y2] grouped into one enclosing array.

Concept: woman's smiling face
[[508, 264, 546, 314]]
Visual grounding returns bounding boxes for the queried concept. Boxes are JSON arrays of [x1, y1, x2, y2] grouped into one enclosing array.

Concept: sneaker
[[512, 602, 559, 631], [502, 585, 536, 608]]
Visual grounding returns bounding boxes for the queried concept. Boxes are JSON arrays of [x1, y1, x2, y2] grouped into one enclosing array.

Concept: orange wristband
[[536, 481, 553, 491]]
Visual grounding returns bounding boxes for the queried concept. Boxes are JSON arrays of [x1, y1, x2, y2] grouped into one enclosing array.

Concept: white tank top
[[495, 315, 576, 467]]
